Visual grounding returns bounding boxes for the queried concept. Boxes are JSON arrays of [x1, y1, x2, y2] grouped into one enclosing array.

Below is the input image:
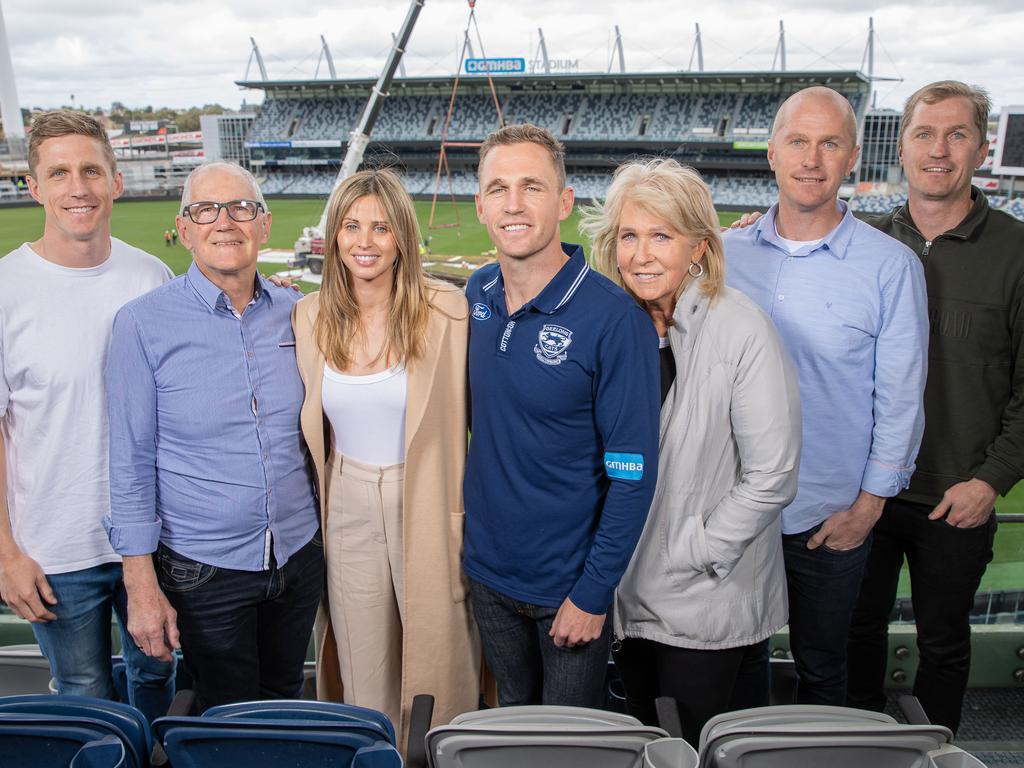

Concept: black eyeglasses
[[182, 199, 264, 224]]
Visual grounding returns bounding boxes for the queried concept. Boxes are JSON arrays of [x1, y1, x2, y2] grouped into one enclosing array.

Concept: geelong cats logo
[[534, 324, 573, 366]]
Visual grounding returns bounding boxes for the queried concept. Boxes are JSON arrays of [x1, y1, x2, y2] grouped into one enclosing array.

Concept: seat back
[[70, 734, 128, 768], [0, 648, 53, 696], [158, 721, 400, 768], [0, 713, 113, 767], [700, 705, 897, 751], [204, 699, 395, 744], [0, 694, 150, 768], [427, 706, 669, 768], [701, 728, 957, 768]]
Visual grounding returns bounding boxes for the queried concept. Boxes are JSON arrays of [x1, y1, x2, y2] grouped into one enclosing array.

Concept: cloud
[[3, 0, 1022, 111]]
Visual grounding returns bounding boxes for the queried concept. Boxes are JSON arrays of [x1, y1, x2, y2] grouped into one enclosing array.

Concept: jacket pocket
[[448, 512, 469, 603], [661, 501, 716, 594]]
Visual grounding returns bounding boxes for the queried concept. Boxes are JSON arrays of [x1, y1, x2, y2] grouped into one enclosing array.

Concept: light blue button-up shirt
[[104, 262, 318, 570], [724, 202, 928, 535]]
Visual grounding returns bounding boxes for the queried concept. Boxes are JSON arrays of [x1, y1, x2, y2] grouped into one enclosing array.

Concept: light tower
[[0, 0, 26, 155]]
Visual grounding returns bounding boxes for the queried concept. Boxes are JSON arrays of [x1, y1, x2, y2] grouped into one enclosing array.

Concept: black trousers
[[614, 636, 769, 746], [847, 497, 996, 733]]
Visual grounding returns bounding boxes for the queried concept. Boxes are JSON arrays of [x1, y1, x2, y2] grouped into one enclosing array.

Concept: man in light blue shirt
[[724, 87, 928, 706], [105, 162, 322, 712]]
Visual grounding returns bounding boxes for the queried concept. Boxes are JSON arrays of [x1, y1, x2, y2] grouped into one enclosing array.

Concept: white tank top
[[322, 362, 408, 466]]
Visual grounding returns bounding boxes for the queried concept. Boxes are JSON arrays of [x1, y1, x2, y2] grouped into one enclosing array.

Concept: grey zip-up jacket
[[614, 279, 802, 650]]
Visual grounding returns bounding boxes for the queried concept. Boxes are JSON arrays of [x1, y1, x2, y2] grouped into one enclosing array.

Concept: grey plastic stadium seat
[[644, 737, 699, 768], [450, 705, 642, 728], [0, 646, 53, 696], [696, 705, 987, 768], [426, 706, 669, 768], [699, 704, 896, 750]]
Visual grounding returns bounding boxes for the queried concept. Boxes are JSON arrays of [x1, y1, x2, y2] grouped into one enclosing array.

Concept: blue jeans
[[156, 535, 324, 712], [469, 579, 611, 707], [31, 562, 175, 722], [782, 523, 872, 706]]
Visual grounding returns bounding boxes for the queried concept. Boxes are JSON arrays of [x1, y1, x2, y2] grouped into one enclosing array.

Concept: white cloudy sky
[[3, 0, 1023, 113]]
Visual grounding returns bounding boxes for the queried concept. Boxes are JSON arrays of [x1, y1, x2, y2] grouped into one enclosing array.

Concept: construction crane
[[295, 0, 425, 274]]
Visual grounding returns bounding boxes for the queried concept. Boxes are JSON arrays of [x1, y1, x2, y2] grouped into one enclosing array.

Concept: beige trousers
[[324, 452, 405, 730]]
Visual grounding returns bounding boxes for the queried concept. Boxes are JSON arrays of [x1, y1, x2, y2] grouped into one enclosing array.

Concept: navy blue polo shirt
[[463, 243, 660, 614]]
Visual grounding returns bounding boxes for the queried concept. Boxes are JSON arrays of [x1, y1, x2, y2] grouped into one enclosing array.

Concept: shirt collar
[[894, 186, 990, 241], [754, 199, 856, 260], [482, 243, 590, 315], [186, 261, 268, 313]]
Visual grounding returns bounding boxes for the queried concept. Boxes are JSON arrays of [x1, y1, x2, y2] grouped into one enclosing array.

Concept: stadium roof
[[237, 70, 870, 96]]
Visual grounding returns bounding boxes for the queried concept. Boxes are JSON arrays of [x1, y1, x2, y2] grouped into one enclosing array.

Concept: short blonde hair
[[28, 110, 117, 176], [900, 80, 991, 148], [479, 123, 566, 189], [581, 158, 725, 302]]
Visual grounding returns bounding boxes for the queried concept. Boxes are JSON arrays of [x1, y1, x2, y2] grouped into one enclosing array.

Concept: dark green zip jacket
[[863, 188, 1024, 507]]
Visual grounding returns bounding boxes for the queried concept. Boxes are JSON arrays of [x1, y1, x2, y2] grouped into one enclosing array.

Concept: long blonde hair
[[580, 158, 725, 304], [317, 169, 430, 370]]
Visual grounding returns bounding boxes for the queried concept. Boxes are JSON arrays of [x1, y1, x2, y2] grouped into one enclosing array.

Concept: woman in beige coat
[[291, 169, 479, 747]]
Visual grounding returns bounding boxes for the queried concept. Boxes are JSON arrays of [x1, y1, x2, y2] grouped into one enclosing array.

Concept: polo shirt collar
[[895, 186, 990, 241], [483, 243, 590, 315], [754, 199, 856, 260], [186, 261, 268, 313]]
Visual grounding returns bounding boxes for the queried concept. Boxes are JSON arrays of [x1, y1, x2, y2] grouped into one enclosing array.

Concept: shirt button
[[247, 351, 254, 359], [777, 294, 785, 301], [263, 452, 269, 460]]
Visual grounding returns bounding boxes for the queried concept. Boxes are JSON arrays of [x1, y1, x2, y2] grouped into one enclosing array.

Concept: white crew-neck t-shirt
[[0, 238, 172, 574], [322, 362, 408, 467]]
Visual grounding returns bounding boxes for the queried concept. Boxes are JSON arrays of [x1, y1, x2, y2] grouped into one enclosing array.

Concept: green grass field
[[0, 198, 1020, 598]]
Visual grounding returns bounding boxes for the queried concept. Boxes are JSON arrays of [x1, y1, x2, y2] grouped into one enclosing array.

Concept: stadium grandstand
[[230, 70, 877, 209]]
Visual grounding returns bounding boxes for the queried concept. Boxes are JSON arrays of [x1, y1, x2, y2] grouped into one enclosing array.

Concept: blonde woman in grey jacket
[[583, 159, 802, 745]]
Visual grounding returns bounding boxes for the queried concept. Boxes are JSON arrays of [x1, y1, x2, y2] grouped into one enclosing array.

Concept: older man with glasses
[[103, 161, 323, 712]]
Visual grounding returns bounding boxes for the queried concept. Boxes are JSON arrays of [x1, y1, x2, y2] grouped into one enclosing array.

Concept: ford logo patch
[[472, 303, 491, 321]]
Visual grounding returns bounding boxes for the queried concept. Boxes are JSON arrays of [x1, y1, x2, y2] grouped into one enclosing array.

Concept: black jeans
[[614, 637, 769, 746], [847, 497, 996, 733], [156, 534, 324, 712], [469, 579, 611, 708], [782, 522, 872, 706]]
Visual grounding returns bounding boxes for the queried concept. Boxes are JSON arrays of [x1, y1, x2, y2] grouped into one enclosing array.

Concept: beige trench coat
[[292, 283, 481, 746]]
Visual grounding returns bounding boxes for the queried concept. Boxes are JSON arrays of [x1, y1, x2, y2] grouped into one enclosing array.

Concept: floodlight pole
[[0, 0, 26, 151], [247, 37, 268, 81], [772, 20, 786, 72], [318, 35, 337, 79], [537, 28, 551, 74], [318, 0, 425, 232], [608, 25, 625, 73], [689, 23, 704, 73]]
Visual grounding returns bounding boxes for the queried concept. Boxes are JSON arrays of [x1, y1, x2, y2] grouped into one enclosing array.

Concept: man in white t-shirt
[[0, 111, 175, 720]]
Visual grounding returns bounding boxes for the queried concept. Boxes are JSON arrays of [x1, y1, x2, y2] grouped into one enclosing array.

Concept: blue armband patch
[[604, 452, 645, 481]]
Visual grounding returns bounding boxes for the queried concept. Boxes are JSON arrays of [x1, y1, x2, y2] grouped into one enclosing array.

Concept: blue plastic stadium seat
[[155, 719, 401, 768], [203, 699, 395, 745], [0, 694, 150, 768], [70, 734, 128, 768], [0, 713, 124, 768]]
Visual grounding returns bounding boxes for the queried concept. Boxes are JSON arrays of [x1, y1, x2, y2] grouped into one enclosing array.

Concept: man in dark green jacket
[[847, 80, 1024, 733]]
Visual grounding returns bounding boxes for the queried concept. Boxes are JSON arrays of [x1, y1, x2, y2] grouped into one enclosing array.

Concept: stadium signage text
[[465, 58, 526, 74], [732, 140, 770, 151], [528, 58, 580, 73]]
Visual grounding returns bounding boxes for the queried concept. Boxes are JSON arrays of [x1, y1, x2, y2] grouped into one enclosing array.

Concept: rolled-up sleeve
[[104, 306, 162, 555], [861, 253, 929, 497], [703, 320, 802, 578]]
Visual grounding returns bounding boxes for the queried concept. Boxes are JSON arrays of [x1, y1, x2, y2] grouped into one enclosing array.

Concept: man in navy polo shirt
[[463, 124, 660, 707]]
